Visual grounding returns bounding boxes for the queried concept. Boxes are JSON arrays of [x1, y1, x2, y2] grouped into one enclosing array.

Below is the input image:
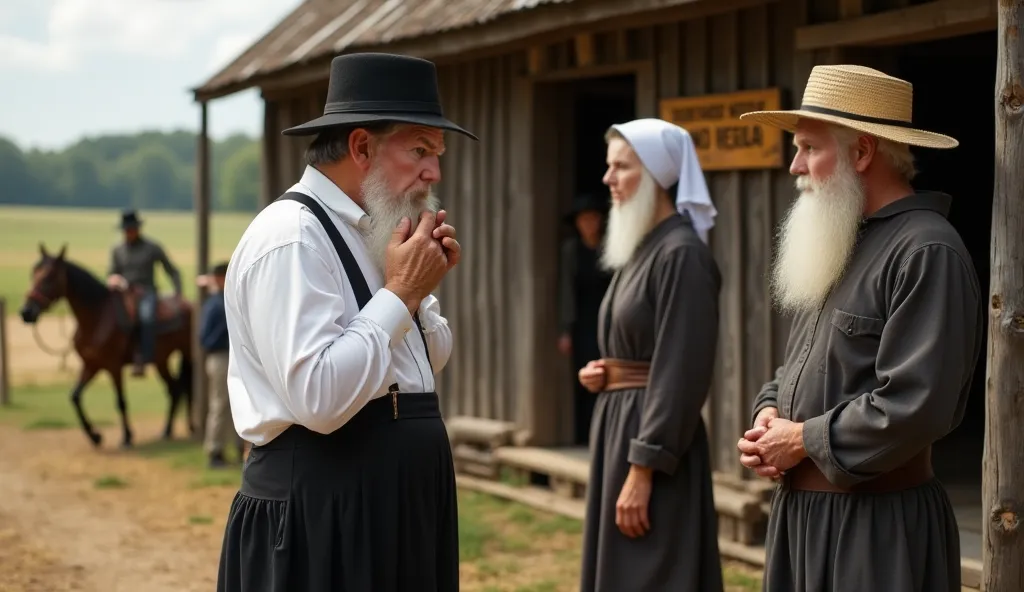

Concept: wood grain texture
[[983, 1, 1024, 589]]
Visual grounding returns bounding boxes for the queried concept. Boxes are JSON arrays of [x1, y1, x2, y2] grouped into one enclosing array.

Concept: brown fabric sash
[[602, 358, 651, 391], [786, 446, 933, 494]]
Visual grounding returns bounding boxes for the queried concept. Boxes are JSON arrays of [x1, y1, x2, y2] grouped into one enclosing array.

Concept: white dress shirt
[[223, 165, 453, 446]]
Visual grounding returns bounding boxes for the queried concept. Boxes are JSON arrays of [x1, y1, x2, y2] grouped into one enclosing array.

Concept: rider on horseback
[[106, 209, 183, 377]]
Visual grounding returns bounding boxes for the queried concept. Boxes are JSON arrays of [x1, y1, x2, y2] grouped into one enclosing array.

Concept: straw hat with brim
[[739, 65, 958, 149]]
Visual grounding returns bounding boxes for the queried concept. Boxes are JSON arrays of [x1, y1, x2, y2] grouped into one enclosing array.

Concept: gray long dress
[[580, 213, 724, 592], [751, 192, 984, 592]]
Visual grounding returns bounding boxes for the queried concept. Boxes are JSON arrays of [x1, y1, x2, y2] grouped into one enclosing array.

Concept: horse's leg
[[70, 365, 102, 447], [108, 367, 133, 448], [155, 359, 179, 440]]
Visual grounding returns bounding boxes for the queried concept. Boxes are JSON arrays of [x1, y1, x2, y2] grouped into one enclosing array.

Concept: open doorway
[[558, 75, 636, 448], [892, 29, 995, 560]]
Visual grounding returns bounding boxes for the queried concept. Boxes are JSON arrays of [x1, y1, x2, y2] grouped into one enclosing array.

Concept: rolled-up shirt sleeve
[[801, 243, 982, 488], [627, 244, 721, 475], [751, 366, 783, 426], [240, 240, 414, 435], [418, 293, 452, 375]]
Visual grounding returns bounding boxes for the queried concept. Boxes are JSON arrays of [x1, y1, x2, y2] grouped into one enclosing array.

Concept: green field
[[0, 205, 254, 312]]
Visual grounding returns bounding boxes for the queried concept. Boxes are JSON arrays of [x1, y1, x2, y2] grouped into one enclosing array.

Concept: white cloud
[[0, 0, 296, 72]]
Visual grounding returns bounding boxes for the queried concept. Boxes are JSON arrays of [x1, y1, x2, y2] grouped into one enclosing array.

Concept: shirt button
[[846, 328, 853, 335]]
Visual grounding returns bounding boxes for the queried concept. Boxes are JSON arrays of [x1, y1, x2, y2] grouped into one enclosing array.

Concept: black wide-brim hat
[[119, 209, 142, 229], [282, 53, 477, 141], [563, 193, 609, 224]]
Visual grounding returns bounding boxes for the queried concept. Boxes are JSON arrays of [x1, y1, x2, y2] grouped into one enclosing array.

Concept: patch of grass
[[131, 436, 242, 489], [22, 417, 72, 430], [93, 474, 128, 489], [513, 582, 559, 592], [458, 507, 497, 562], [0, 378, 173, 429], [188, 515, 214, 525], [0, 205, 252, 310], [724, 564, 763, 590]]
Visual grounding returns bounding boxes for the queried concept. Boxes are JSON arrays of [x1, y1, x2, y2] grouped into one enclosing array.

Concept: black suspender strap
[[275, 192, 432, 384]]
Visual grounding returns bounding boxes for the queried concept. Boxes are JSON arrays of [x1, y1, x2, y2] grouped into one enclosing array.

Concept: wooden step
[[446, 416, 516, 448], [494, 446, 591, 483]]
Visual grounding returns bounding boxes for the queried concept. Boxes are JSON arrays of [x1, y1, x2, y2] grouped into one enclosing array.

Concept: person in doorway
[[736, 65, 983, 592], [557, 192, 612, 446], [216, 52, 474, 592], [106, 209, 183, 377], [577, 118, 723, 592], [197, 262, 244, 469]]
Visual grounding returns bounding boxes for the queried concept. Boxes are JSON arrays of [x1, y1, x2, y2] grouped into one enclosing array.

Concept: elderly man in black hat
[[106, 209, 182, 376], [558, 193, 612, 445], [216, 53, 475, 592]]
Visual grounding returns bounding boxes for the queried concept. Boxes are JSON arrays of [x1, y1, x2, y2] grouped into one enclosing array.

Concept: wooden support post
[[983, 1, 1024, 590], [192, 100, 211, 442], [0, 299, 9, 407]]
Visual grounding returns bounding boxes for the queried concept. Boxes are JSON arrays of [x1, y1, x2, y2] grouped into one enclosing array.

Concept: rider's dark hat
[[119, 209, 142, 230], [281, 53, 477, 140]]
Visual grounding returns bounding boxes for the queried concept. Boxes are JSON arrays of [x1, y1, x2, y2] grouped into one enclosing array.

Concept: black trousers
[[216, 393, 459, 592]]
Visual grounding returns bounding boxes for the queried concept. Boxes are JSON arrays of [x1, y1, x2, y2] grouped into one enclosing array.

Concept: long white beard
[[359, 163, 440, 274], [770, 153, 866, 313], [600, 168, 660, 271]]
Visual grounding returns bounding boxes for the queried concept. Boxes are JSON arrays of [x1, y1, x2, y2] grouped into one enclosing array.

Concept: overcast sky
[[1, 0, 302, 151]]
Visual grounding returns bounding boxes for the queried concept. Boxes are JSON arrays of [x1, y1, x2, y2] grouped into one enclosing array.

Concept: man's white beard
[[600, 168, 660, 271], [770, 152, 866, 313], [359, 162, 439, 274]]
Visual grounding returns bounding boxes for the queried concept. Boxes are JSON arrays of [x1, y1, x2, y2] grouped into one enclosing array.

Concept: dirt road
[[0, 420, 230, 592]]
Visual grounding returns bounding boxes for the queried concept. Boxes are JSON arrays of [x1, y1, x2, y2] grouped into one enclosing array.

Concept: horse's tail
[[177, 355, 194, 403]]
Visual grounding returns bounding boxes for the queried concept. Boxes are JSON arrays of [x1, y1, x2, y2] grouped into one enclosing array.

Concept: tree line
[[0, 130, 261, 212]]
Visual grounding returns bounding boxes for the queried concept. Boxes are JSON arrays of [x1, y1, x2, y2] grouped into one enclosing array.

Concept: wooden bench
[[489, 445, 768, 543], [494, 446, 591, 498], [446, 416, 517, 479]]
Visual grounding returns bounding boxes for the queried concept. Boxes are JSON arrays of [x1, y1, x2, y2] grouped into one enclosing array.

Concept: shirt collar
[[296, 165, 370, 232], [866, 191, 952, 222]]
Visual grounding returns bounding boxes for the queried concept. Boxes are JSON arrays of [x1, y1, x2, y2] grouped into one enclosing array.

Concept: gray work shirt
[[752, 191, 984, 489], [109, 236, 182, 294]]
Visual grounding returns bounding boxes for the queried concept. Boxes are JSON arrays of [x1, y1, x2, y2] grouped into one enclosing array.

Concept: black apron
[[216, 192, 460, 592]]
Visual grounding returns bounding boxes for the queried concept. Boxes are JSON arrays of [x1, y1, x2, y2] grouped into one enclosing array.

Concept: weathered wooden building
[[192, 0, 1000, 586]]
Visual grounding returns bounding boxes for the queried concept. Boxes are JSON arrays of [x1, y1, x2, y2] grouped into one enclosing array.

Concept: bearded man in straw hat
[[216, 53, 475, 592], [577, 118, 724, 592], [736, 65, 984, 591]]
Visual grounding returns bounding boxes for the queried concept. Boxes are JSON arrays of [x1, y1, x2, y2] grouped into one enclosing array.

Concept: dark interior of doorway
[[563, 74, 635, 444], [893, 30, 994, 486], [892, 29, 994, 558], [570, 75, 637, 210]]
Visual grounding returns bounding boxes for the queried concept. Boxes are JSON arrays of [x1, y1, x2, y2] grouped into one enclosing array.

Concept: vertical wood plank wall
[[251, 0, 880, 478]]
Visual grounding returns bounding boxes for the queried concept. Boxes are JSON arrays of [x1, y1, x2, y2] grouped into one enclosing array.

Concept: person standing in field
[[196, 261, 244, 468]]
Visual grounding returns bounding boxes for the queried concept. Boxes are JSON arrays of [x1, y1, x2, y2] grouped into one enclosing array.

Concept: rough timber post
[[983, 1, 1024, 589], [192, 100, 210, 442]]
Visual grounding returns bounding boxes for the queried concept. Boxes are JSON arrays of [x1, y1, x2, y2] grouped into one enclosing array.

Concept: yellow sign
[[659, 88, 784, 171]]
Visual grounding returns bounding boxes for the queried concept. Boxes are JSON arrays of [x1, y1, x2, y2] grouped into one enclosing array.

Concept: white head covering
[[608, 118, 716, 244]]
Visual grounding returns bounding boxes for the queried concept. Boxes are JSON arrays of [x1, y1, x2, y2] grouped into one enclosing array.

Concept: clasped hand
[[577, 359, 606, 393], [736, 407, 806, 479], [384, 210, 461, 312]]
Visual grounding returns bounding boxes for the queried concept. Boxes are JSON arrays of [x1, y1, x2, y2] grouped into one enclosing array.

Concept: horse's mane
[[63, 260, 112, 308]]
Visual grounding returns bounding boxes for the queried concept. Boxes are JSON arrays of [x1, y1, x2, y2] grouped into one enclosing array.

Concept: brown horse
[[18, 243, 194, 448]]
